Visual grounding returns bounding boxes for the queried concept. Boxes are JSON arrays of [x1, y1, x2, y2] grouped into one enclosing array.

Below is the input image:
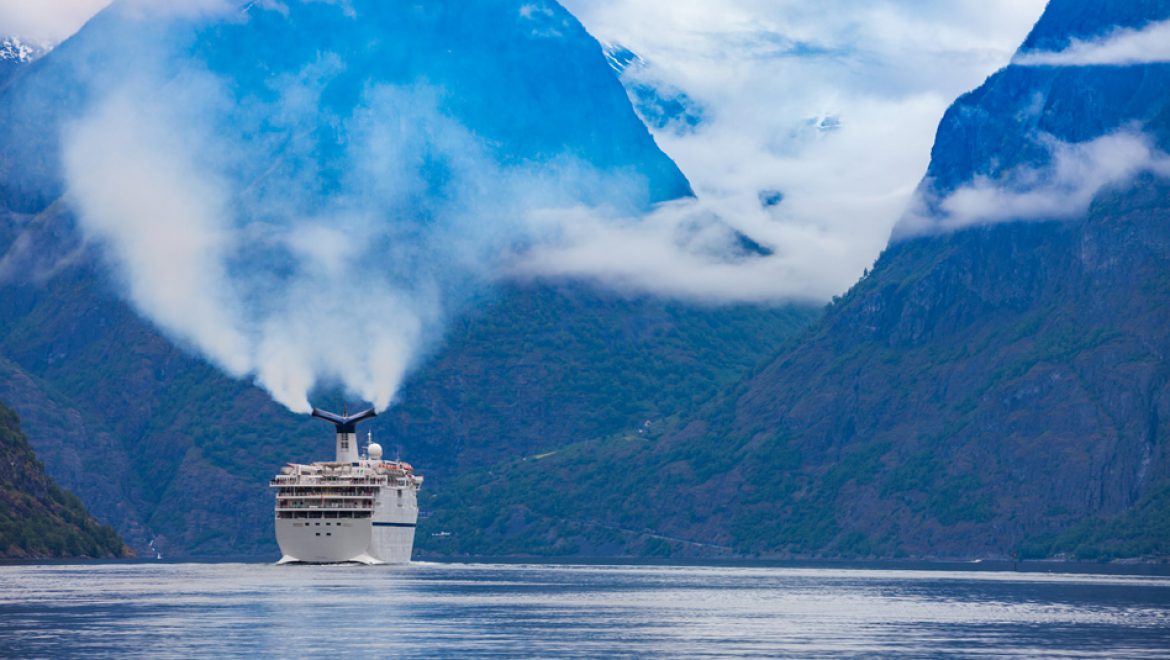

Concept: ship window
[[315, 533, 320, 536], [326, 533, 332, 537]]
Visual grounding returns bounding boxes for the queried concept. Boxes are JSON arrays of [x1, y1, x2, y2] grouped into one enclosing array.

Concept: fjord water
[[1, 562, 1168, 657]]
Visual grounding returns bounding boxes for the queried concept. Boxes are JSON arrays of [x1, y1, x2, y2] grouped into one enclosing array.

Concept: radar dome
[[368, 443, 383, 460]]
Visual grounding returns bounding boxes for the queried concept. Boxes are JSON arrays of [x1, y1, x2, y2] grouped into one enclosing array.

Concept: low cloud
[[1015, 19, 1170, 67], [0, 0, 111, 41], [553, 0, 1046, 300], [11, 0, 1047, 306], [896, 131, 1170, 236]]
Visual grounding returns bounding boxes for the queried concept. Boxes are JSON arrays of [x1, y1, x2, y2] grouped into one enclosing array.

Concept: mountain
[[0, 0, 810, 557], [0, 37, 50, 88], [0, 400, 128, 559], [0, 0, 690, 214], [603, 43, 705, 134], [921, 2, 1170, 201], [418, 0, 1170, 561]]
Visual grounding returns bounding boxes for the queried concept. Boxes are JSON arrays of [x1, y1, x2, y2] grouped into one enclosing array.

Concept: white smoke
[[61, 52, 582, 412], [59, 0, 678, 413], [63, 83, 253, 377]]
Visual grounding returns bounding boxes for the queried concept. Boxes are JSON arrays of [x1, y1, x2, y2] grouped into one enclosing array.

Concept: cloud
[[0, 0, 111, 41], [548, 0, 1047, 299], [11, 0, 1047, 305], [896, 131, 1170, 236], [1014, 19, 1170, 66], [0, 0, 246, 42]]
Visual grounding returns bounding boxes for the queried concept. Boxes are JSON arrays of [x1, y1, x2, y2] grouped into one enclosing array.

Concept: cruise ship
[[270, 407, 423, 564]]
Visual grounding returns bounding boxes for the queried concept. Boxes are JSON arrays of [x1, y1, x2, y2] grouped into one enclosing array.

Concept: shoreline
[[4, 554, 1170, 577]]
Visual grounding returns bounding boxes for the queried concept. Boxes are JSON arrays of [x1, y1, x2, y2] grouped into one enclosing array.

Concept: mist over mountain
[[421, 0, 1170, 560], [897, 3, 1170, 238]]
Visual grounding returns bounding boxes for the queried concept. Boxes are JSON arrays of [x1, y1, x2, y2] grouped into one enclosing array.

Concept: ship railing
[[269, 481, 386, 489], [275, 503, 375, 511], [275, 496, 376, 502], [269, 478, 386, 486], [273, 485, 381, 492]]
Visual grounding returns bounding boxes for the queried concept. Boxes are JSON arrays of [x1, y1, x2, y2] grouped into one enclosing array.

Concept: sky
[[0, 0, 109, 41]]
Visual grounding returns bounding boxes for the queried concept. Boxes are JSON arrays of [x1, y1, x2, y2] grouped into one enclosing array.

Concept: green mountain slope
[[421, 179, 1170, 563], [0, 401, 129, 559]]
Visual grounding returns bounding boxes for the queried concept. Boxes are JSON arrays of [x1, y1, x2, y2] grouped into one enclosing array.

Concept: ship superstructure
[[270, 407, 423, 564]]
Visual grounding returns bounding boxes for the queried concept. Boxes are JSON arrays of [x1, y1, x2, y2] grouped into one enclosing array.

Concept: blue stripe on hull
[[372, 522, 417, 528]]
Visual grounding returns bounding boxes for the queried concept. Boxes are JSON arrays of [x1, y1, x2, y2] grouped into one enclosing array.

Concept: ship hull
[[275, 518, 373, 564], [369, 522, 417, 564], [274, 519, 418, 564]]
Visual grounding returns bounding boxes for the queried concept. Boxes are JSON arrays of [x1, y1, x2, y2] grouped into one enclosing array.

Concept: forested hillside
[[0, 401, 128, 559]]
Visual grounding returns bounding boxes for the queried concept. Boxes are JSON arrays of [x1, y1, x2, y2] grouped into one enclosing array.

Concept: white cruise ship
[[270, 408, 423, 565]]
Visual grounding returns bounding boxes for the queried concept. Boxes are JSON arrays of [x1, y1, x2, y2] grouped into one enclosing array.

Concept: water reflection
[[1, 562, 1168, 657]]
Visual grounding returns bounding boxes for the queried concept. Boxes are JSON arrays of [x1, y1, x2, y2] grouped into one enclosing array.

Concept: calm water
[[1, 561, 1168, 657]]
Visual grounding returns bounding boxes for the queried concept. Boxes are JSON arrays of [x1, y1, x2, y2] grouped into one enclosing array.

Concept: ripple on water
[[0, 562, 1168, 657]]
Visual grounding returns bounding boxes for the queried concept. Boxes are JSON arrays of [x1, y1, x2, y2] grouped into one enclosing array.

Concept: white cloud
[[7, 0, 1048, 303], [550, 0, 1047, 300], [0, 0, 243, 41], [897, 131, 1170, 236], [0, 0, 111, 41], [1015, 19, 1170, 66]]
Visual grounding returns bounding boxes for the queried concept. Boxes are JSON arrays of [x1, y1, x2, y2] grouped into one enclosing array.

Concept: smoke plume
[[60, 3, 645, 413]]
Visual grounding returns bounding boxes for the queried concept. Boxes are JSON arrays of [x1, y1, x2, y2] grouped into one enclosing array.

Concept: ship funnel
[[312, 407, 376, 463]]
